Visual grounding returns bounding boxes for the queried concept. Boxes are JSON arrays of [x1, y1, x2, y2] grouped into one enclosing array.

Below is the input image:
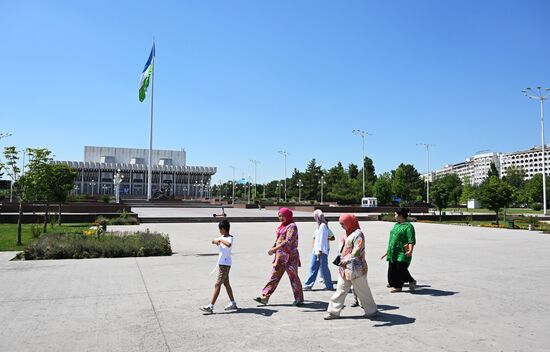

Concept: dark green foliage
[[374, 173, 393, 205], [487, 162, 500, 178], [23, 231, 172, 260], [391, 164, 424, 203], [477, 176, 514, 224]]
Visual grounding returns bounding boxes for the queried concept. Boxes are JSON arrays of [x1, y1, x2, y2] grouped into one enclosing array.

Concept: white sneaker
[[224, 302, 238, 311], [200, 305, 213, 314]]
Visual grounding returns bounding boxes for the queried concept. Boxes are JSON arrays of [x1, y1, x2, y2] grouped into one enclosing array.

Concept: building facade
[[56, 146, 216, 198], [431, 146, 550, 185]]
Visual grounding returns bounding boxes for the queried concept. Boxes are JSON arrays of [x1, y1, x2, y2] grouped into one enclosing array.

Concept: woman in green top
[[381, 207, 417, 293]]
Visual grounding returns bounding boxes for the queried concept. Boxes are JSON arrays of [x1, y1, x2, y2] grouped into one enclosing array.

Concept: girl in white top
[[303, 210, 334, 290]]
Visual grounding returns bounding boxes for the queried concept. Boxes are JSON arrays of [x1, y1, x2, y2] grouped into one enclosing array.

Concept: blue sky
[[1, 0, 550, 183]]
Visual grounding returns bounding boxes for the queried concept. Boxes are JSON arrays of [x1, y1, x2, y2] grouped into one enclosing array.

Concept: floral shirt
[[387, 222, 416, 264], [274, 223, 301, 267], [339, 229, 368, 280]]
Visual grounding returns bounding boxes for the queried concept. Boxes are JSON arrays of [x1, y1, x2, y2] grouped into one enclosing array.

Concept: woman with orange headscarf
[[254, 208, 304, 306], [324, 214, 378, 320]]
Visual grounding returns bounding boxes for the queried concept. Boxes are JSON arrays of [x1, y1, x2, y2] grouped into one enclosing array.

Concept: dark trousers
[[388, 261, 415, 289]]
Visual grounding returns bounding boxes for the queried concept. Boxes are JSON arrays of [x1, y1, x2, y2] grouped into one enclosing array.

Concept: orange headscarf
[[339, 214, 360, 236]]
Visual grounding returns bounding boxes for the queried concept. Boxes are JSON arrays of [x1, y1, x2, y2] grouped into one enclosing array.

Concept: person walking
[[254, 208, 304, 306], [325, 214, 378, 320], [381, 207, 417, 292], [303, 209, 334, 291]]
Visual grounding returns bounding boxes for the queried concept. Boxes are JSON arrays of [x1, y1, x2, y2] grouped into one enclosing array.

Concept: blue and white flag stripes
[[139, 43, 155, 102]]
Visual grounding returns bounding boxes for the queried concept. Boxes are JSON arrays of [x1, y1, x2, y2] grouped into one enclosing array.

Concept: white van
[[361, 197, 378, 208]]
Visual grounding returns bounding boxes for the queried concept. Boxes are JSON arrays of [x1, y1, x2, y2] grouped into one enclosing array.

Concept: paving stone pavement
[[1, 221, 549, 351]]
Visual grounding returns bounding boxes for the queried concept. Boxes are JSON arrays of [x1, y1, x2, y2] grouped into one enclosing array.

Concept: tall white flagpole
[[147, 40, 155, 201]]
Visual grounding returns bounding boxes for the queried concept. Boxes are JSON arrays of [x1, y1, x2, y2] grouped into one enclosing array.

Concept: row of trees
[[0, 147, 76, 244], [213, 157, 428, 205]]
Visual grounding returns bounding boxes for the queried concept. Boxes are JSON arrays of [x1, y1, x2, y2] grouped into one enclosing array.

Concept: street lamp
[[318, 175, 327, 204], [89, 179, 97, 197], [101, 184, 109, 195], [297, 179, 304, 203], [0, 133, 11, 140], [416, 143, 434, 205], [114, 169, 124, 204], [523, 86, 550, 215], [277, 181, 282, 202], [277, 150, 289, 201], [229, 165, 236, 205], [352, 130, 371, 198], [73, 184, 80, 195], [250, 159, 260, 200], [194, 181, 199, 200]]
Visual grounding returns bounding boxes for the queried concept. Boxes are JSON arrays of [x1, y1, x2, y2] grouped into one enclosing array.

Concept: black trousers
[[388, 261, 414, 289]]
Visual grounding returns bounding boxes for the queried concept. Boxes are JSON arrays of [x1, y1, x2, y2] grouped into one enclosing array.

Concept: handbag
[[332, 241, 345, 267], [327, 226, 335, 241]]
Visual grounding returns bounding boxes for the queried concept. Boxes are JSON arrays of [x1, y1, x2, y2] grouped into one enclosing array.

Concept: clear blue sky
[[2, 0, 550, 183]]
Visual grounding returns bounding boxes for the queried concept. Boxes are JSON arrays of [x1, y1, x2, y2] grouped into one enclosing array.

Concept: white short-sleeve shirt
[[217, 235, 234, 266]]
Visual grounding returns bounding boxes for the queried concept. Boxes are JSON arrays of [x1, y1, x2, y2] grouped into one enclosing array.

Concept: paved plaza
[[1, 221, 549, 351]]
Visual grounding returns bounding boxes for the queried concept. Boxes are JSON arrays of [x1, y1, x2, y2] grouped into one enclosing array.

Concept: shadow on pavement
[[412, 285, 458, 297], [215, 307, 278, 317], [371, 311, 416, 327]]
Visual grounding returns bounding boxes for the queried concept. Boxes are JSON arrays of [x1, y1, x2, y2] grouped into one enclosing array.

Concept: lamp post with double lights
[[297, 179, 303, 203], [352, 129, 371, 198], [523, 87, 550, 215], [89, 179, 97, 197], [114, 169, 124, 204], [416, 143, 434, 204], [319, 175, 326, 204], [250, 159, 260, 200], [277, 150, 289, 202]]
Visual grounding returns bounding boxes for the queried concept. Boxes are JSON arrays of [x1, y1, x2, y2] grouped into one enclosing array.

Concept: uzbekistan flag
[[139, 43, 155, 102]]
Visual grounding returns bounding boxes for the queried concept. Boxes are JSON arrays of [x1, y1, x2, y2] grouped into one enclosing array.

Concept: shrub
[[23, 231, 172, 260], [110, 216, 140, 225], [531, 203, 543, 211], [99, 195, 111, 203], [380, 213, 395, 222], [30, 224, 42, 239]]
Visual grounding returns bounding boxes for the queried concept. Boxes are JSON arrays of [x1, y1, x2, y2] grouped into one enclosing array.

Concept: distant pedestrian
[[381, 207, 417, 292], [303, 209, 334, 291], [254, 208, 304, 306], [325, 214, 378, 320], [200, 220, 238, 314]]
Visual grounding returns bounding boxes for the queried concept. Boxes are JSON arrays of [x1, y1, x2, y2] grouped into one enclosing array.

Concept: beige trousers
[[327, 274, 377, 316]]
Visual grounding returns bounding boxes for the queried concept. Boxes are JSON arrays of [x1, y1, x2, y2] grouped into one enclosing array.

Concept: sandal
[[253, 296, 269, 305], [390, 288, 402, 293]]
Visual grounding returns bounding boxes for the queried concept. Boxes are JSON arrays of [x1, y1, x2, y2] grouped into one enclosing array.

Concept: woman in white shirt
[[303, 209, 334, 290]]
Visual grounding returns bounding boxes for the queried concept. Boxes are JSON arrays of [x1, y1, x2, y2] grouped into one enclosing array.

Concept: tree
[[442, 173, 463, 207], [301, 160, 323, 201], [430, 180, 450, 220], [23, 148, 53, 232], [348, 163, 359, 179], [460, 176, 477, 204], [362, 156, 377, 185], [374, 172, 393, 205], [1, 147, 23, 245], [503, 166, 527, 205], [476, 176, 514, 224], [391, 164, 424, 204], [487, 162, 500, 179], [49, 164, 77, 225], [523, 173, 550, 207]]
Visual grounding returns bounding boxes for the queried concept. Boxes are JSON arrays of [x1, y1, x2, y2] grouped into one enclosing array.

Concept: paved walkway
[[1, 222, 549, 351]]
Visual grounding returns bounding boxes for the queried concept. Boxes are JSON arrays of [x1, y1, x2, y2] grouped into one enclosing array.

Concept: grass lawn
[[0, 223, 91, 251], [440, 208, 543, 215]]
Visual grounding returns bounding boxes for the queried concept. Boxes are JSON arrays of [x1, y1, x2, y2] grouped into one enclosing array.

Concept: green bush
[[23, 230, 172, 260], [380, 213, 395, 222], [110, 216, 139, 225], [30, 224, 42, 239], [99, 195, 111, 203], [531, 203, 543, 211]]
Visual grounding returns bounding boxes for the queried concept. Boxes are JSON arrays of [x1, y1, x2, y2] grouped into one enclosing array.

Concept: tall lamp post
[[89, 179, 97, 197], [319, 175, 326, 204], [229, 165, 236, 205], [278, 150, 289, 202], [277, 181, 282, 202], [297, 179, 303, 203], [114, 169, 124, 204], [523, 86, 550, 215], [0, 133, 11, 140], [250, 159, 260, 200], [416, 143, 434, 204], [352, 130, 371, 198]]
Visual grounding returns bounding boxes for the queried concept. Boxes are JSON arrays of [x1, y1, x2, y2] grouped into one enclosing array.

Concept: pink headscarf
[[339, 214, 360, 236], [278, 208, 294, 226]]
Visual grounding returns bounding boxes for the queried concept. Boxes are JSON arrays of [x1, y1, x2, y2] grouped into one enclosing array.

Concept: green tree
[[441, 173, 463, 207], [460, 176, 477, 204], [429, 180, 450, 220], [374, 172, 393, 205], [503, 166, 527, 205], [301, 160, 323, 201], [361, 156, 377, 185], [523, 173, 550, 207], [391, 164, 424, 204], [23, 148, 54, 232], [487, 162, 500, 179], [1, 147, 23, 245], [49, 164, 77, 225], [477, 176, 514, 224], [348, 163, 359, 179]]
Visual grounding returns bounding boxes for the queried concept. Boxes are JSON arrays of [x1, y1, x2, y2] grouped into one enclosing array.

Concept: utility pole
[[229, 165, 236, 205], [416, 143, 434, 204], [277, 150, 289, 202], [352, 130, 371, 198], [250, 159, 260, 200]]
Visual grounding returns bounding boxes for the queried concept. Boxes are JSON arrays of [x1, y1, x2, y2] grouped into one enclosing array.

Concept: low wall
[[0, 212, 137, 224], [315, 205, 430, 213], [0, 202, 131, 214]]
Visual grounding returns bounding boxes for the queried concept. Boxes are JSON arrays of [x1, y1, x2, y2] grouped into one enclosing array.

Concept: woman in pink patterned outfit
[[254, 208, 304, 306]]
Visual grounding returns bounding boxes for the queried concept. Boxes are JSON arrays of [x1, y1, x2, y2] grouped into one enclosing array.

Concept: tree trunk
[[43, 201, 49, 233], [58, 203, 62, 226], [16, 199, 23, 246], [495, 210, 499, 225], [439, 208, 442, 222]]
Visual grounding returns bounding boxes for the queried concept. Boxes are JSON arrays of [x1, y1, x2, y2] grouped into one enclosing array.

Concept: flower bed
[[22, 230, 172, 260]]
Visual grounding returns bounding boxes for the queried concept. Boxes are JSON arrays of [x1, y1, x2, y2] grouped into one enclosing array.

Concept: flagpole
[[147, 40, 155, 201]]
